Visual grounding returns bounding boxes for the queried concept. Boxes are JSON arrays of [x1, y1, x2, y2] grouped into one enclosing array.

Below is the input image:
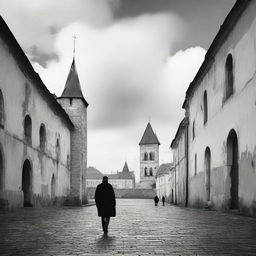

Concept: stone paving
[[0, 199, 256, 255]]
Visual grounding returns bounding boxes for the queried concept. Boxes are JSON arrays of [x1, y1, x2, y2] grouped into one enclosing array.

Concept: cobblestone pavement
[[1, 199, 256, 256]]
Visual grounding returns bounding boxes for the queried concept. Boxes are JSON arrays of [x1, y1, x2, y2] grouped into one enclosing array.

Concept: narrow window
[[194, 153, 197, 176], [149, 167, 153, 176], [144, 167, 147, 176], [24, 115, 32, 145], [39, 124, 46, 152], [192, 120, 195, 140], [144, 152, 148, 161], [225, 54, 234, 100], [0, 90, 4, 128], [56, 138, 60, 162], [203, 91, 208, 124], [149, 152, 155, 161]]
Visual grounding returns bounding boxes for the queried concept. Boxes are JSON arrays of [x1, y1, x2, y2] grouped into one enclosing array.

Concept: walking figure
[[162, 196, 165, 206], [154, 195, 159, 206], [95, 176, 116, 234]]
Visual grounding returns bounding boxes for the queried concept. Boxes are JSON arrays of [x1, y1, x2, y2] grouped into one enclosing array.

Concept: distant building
[[0, 16, 88, 210], [139, 122, 160, 188], [86, 162, 135, 189], [155, 163, 173, 201]]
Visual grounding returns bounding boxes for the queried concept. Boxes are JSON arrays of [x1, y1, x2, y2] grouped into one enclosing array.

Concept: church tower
[[139, 122, 160, 188], [58, 58, 88, 205]]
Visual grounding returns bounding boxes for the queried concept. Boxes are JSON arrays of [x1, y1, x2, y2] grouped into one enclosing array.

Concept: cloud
[[0, 1, 206, 180], [32, 11, 205, 180]]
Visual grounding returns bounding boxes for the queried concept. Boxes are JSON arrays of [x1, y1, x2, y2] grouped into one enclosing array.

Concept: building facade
[[0, 16, 88, 210], [170, 118, 188, 206], [155, 163, 173, 201], [172, 0, 256, 216], [139, 122, 160, 188], [86, 162, 135, 189]]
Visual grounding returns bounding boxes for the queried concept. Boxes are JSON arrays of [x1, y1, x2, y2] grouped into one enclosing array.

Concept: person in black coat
[[95, 176, 116, 234], [154, 195, 159, 206]]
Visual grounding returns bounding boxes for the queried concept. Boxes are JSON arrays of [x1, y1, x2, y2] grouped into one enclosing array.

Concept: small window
[[195, 153, 197, 176], [144, 167, 147, 176], [24, 115, 32, 145], [225, 54, 234, 100], [203, 91, 208, 124], [0, 90, 4, 128], [144, 152, 148, 161], [39, 124, 46, 152], [149, 152, 155, 161], [149, 167, 153, 176]]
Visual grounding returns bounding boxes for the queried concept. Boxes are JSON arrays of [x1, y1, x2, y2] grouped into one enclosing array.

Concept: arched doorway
[[227, 129, 239, 209], [22, 159, 32, 207], [51, 174, 56, 199], [0, 146, 4, 190], [205, 147, 211, 201]]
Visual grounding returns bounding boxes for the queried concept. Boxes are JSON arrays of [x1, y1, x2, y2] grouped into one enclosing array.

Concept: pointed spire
[[60, 58, 88, 107], [139, 122, 160, 146], [122, 162, 129, 173]]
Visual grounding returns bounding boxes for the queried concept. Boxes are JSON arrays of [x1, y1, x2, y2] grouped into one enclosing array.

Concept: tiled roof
[[139, 122, 160, 145], [60, 58, 88, 107], [155, 163, 173, 177], [86, 167, 104, 179]]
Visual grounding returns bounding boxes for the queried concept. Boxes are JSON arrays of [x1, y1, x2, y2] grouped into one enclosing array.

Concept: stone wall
[[86, 188, 156, 199]]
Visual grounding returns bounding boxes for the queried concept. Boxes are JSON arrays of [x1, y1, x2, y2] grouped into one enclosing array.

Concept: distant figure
[[95, 176, 116, 234], [154, 195, 159, 206], [162, 196, 165, 206]]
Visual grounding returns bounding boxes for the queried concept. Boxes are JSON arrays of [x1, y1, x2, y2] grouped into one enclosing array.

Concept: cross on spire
[[73, 34, 77, 58]]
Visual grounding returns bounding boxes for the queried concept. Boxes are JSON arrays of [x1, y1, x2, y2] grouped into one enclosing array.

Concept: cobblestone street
[[1, 199, 256, 255]]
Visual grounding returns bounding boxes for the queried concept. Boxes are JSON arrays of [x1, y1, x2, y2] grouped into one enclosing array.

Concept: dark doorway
[[22, 160, 32, 207], [227, 129, 239, 209], [205, 147, 211, 201], [51, 174, 56, 199], [0, 147, 3, 190]]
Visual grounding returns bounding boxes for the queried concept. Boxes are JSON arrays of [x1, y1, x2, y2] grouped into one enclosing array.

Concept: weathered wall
[[171, 129, 187, 206], [58, 98, 87, 205], [0, 36, 71, 210], [187, 1, 256, 216], [86, 187, 156, 199], [140, 144, 159, 188], [156, 174, 170, 200]]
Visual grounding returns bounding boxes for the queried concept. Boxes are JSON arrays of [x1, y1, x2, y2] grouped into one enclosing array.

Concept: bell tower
[[58, 57, 88, 205], [139, 122, 160, 188]]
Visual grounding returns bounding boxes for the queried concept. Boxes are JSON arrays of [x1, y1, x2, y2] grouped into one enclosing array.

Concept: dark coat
[[95, 182, 116, 217]]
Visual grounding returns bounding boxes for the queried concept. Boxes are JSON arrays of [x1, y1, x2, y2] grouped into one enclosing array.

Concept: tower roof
[[139, 122, 160, 146], [122, 162, 129, 173], [60, 58, 88, 107]]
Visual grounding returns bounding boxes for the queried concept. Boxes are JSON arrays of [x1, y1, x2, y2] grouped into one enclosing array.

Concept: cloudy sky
[[0, 0, 235, 180]]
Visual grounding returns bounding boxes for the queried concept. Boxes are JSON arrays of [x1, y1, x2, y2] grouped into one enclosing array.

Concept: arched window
[[203, 91, 208, 124], [56, 138, 60, 162], [149, 152, 155, 161], [144, 167, 147, 176], [192, 120, 195, 140], [149, 167, 153, 176], [24, 115, 32, 145], [144, 152, 148, 161], [39, 124, 46, 152], [225, 54, 234, 100], [194, 153, 197, 176], [0, 90, 4, 127]]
